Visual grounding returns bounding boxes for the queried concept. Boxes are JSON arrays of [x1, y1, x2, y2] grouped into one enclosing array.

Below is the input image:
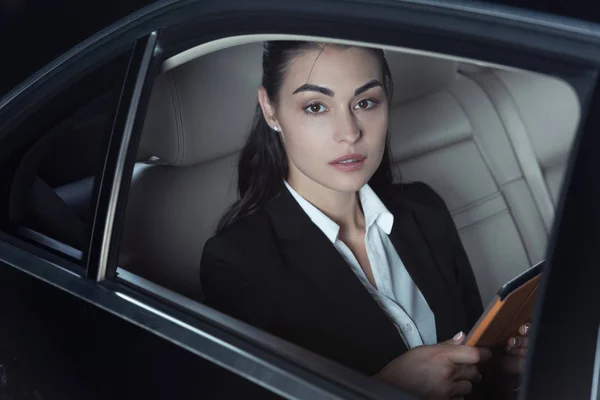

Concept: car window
[[0, 48, 133, 262], [113, 34, 585, 399], [124, 41, 581, 302]]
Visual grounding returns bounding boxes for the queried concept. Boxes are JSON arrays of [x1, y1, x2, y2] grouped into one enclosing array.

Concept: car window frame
[[111, 1, 600, 399], [0, 45, 143, 274], [85, 32, 160, 281], [1, 0, 600, 399], [0, 51, 140, 270]]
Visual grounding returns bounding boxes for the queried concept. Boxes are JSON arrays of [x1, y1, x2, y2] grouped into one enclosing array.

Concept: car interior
[[115, 39, 581, 305], [7, 88, 120, 252], [4, 50, 131, 254], [8, 39, 580, 308]]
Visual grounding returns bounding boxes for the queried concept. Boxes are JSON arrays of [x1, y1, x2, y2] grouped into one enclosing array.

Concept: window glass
[[0, 48, 133, 260], [118, 39, 582, 398]]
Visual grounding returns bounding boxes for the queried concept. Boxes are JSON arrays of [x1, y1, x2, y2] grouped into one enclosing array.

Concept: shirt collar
[[359, 184, 395, 235], [284, 181, 395, 243]]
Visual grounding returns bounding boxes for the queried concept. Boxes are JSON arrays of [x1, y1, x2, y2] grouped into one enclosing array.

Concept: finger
[[445, 331, 466, 345], [478, 347, 493, 363], [453, 365, 481, 382], [507, 335, 529, 349], [448, 346, 492, 364], [507, 336, 519, 348], [507, 336, 529, 351], [450, 380, 474, 398], [519, 322, 532, 336]]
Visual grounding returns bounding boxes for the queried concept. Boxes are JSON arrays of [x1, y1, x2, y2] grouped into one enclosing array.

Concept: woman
[[200, 41, 530, 399]]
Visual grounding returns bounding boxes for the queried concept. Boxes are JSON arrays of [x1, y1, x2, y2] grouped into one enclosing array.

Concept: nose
[[333, 109, 361, 144]]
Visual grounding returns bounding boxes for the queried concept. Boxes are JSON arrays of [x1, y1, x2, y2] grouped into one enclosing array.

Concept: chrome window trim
[[96, 31, 158, 282], [16, 226, 84, 261], [590, 325, 600, 400], [162, 33, 532, 73]]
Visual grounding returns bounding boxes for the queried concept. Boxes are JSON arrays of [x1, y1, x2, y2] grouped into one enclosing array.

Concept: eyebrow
[[293, 84, 334, 96], [354, 79, 382, 96], [292, 79, 383, 97]]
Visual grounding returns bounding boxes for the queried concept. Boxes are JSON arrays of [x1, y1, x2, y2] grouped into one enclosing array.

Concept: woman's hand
[[482, 322, 531, 398], [495, 321, 531, 396], [503, 322, 530, 376], [375, 331, 492, 400]]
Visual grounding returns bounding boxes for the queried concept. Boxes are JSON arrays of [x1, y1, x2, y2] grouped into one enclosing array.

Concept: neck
[[287, 176, 365, 234]]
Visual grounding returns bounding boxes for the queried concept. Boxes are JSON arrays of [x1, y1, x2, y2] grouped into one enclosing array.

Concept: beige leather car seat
[[120, 42, 579, 304], [120, 43, 263, 300], [386, 52, 579, 302]]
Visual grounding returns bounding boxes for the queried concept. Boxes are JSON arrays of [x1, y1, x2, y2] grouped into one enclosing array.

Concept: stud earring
[[273, 126, 279, 132]]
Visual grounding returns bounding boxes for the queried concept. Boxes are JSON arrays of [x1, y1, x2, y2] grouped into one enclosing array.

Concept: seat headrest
[[140, 42, 263, 167], [140, 43, 458, 167], [385, 50, 458, 105]]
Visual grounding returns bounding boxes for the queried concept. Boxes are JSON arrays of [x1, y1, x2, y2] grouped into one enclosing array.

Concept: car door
[[1, 1, 600, 400]]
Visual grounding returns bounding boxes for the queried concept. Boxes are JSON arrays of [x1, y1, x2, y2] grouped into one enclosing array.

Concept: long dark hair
[[217, 41, 396, 233]]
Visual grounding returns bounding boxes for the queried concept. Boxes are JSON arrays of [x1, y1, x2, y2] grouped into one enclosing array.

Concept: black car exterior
[[2, 1, 600, 399]]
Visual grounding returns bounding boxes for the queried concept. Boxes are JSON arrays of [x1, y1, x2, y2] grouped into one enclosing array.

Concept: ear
[[257, 87, 280, 131]]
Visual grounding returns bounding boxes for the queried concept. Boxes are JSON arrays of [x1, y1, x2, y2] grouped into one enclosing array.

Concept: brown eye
[[304, 103, 327, 114], [353, 99, 378, 110]]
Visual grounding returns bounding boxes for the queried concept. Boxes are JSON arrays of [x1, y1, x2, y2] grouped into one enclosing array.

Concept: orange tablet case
[[465, 261, 544, 347]]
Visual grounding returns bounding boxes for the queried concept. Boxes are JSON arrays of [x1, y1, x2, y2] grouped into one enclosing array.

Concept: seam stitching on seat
[[445, 82, 506, 192], [480, 72, 555, 232], [451, 74, 538, 264], [451, 191, 504, 216], [169, 73, 185, 165], [498, 176, 523, 187], [394, 136, 472, 165], [456, 208, 510, 232]]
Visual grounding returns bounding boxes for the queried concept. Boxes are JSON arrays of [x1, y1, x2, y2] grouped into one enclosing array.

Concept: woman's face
[[259, 45, 389, 195]]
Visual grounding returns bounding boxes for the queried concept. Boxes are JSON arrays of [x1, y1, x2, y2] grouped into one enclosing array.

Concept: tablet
[[465, 260, 544, 347]]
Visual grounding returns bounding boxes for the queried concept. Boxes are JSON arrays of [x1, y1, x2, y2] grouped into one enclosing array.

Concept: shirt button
[[404, 323, 415, 332]]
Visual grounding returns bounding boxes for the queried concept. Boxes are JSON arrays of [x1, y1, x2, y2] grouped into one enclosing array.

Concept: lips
[[329, 153, 367, 172]]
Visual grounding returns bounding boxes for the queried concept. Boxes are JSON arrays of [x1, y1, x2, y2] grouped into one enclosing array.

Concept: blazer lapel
[[386, 196, 467, 341], [266, 189, 406, 352]]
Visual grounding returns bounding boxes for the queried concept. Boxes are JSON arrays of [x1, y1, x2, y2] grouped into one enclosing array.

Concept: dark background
[[0, 0, 598, 97], [0, 0, 154, 96]]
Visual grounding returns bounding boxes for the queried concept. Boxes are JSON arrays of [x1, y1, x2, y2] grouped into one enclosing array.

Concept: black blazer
[[200, 182, 484, 378]]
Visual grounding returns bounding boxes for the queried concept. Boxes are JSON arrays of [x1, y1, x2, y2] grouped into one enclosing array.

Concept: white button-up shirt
[[284, 181, 437, 348]]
